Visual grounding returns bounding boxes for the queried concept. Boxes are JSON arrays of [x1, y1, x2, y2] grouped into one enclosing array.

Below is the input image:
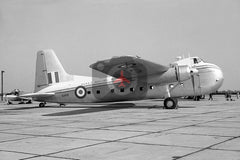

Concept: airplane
[[21, 49, 224, 109], [4, 89, 32, 104]]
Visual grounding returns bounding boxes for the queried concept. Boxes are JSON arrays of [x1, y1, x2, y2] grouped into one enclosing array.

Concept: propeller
[[190, 68, 199, 95], [191, 74, 195, 95], [173, 65, 199, 96]]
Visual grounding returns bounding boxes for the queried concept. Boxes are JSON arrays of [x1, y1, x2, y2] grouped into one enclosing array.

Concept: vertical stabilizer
[[34, 49, 72, 92]]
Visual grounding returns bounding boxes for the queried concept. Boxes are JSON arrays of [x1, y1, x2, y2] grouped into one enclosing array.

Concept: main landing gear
[[39, 102, 46, 107], [163, 97, 178, 109], [59, 103, 65, 107]]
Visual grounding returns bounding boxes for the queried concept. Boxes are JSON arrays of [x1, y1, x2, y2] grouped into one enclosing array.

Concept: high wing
[[90, 56, 169, 78], [20, 92, 55, 98]]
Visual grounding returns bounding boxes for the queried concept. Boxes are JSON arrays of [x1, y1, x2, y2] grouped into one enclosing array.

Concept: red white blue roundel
[[75, 86, 86, 98]]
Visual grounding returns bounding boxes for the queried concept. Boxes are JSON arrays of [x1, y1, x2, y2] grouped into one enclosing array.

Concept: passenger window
[[130, 88, 134, 92], [193, 58, 202, 64], [96, 90, 100, 94]]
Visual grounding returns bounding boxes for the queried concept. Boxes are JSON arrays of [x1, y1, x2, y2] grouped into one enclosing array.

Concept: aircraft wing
[[19, 97, 32, 100], [90, 56, 169, 78], [20, 92, 55, 98]]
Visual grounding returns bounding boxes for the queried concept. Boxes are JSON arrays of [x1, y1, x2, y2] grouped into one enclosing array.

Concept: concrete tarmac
[[0, 96, 240, 160]]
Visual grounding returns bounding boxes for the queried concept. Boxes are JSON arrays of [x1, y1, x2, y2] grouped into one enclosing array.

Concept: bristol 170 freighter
[[22, 49, 223, 109]]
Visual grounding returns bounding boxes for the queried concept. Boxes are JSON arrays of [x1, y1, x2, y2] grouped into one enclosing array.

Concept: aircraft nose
[[214, 65, 224, 89]]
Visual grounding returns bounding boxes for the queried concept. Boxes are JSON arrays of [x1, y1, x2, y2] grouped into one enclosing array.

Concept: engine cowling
[[175, 65, 193, 82], [152, 65, 198, 84]]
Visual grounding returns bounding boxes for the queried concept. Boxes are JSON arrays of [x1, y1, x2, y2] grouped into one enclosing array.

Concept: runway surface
[[0, 96, 240, 160]]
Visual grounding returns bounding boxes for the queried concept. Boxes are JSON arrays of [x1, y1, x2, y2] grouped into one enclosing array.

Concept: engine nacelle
[[152, 65, 198, 85], [175, 65, 192, 82]]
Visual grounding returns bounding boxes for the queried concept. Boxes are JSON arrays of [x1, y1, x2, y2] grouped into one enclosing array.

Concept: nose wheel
[[164, 97, 178, 109]]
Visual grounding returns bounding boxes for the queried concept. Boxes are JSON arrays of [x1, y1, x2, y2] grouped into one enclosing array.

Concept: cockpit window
[[193, 58, 203, 64], [193, 58, 198, 64]]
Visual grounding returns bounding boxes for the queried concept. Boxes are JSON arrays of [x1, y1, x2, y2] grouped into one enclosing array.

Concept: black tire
[[164, 97, 178, 109], [7, 101, 12, 105], [39, 102, 45, 107]]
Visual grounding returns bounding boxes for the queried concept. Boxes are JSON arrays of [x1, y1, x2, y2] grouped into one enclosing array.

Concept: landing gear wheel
[[59, 104, 65, 107], [7, 101, 12, 105], [164, 97, 178, 109], [39, 102, 46, 107]]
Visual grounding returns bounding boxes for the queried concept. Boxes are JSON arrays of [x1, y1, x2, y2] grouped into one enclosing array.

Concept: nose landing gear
[[163, 97, 178, 109]]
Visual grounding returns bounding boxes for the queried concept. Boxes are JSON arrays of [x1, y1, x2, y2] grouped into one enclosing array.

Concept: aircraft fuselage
[[34, 62, 223, 104]]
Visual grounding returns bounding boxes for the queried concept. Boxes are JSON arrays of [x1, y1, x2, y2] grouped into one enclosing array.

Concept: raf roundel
[[75, 86, 86, 98]]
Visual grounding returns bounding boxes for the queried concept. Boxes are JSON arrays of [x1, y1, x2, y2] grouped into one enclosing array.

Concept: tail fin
[[34, 49, 72, 92]]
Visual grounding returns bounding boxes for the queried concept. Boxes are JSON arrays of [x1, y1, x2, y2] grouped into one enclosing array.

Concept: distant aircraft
[[22, 49, 223, 109], [5, 89, 32, 104]]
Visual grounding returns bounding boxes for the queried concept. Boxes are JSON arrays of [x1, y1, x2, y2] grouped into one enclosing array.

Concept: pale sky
[[0, 0, 240, 92]]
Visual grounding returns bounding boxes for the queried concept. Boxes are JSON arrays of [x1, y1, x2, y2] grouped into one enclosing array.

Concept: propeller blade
[[191, 74, 196, 95], [190, 67, 198, 96]]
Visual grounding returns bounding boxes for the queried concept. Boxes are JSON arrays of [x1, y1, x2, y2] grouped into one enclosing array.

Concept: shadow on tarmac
[[4, 102, 196, 116], [6, 106, 40, 110], [43, 103, 136, 116]]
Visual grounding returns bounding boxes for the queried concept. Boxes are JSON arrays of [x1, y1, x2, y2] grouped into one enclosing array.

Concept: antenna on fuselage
[[136, 55, 141, 58]]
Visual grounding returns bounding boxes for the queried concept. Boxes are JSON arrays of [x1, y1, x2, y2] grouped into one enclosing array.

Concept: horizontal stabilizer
[[20, 92, 55, 98]]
